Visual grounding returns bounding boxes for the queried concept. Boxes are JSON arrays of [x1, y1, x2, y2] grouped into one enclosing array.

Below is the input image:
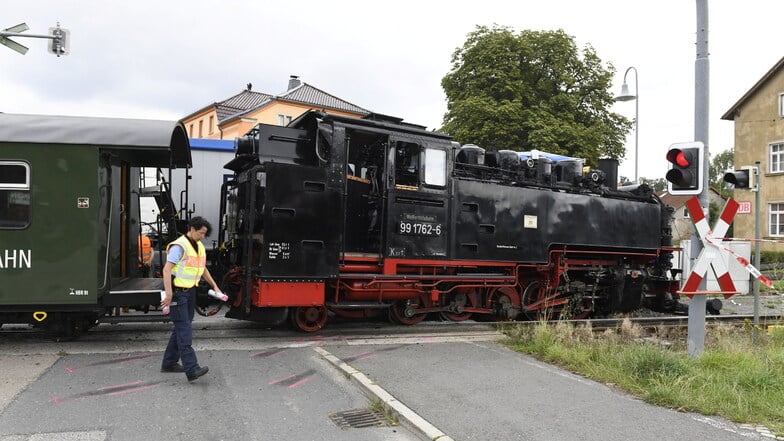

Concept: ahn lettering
[[0, 249, 31, 269]]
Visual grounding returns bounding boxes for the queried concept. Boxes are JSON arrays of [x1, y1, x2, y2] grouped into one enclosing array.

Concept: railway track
[[2, 312, 781, 343]]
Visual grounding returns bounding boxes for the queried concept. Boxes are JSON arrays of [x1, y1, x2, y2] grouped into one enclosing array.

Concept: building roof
[[223, 81, 370, 124], [185, 77, 370, 126], [656, 187, 724, 208], [721, 56, 784, 120], [215, 89, 273, 121]]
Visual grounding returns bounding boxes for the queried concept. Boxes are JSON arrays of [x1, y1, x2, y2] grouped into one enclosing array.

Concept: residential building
[[721, 56, 784, 251], [181, 75, 370, 140]]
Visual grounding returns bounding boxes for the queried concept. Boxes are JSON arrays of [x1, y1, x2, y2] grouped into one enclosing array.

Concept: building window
[[771, 143, 784, 173], [779, 93, 784, 118], [0, 161, 31, 229], [277, 114, 292, 126], [770, 202, 784, 237], [209, 116, 214, 135], [189, 123, 194, 137], [198, 120, 203, 138]]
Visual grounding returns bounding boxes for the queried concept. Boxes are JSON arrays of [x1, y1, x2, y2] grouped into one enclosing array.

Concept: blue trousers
[[161, 287, 199, 375]]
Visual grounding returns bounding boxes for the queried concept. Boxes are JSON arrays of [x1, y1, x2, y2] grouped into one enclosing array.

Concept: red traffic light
[[666, 149, 694, 168], [664, 142, 704, 195]]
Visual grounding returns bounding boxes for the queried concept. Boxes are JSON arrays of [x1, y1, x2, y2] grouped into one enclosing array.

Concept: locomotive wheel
[[440, 311, 472, 321], [290, 306, 328, 332], [521, 282, 553, 321], [389, 300, 426, 325], [488, 286, 521, 321], [440, 291, 473, 321]]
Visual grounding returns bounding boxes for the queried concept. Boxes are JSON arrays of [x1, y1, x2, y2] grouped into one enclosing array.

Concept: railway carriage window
[[394, 141, 420, 187], [423, 148, 446, 187], [0, 161, 31, 229]]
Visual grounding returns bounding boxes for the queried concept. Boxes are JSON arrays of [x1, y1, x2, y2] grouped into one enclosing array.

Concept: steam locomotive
[[0, 111, 683, 337], [213, 111, 682, 331]]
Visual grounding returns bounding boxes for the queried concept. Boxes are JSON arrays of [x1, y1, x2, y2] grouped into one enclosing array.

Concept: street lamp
[[615, 66, 639, 183]]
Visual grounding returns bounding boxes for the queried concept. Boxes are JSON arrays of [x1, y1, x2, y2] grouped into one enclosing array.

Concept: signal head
[[664, 142, 704, 195]]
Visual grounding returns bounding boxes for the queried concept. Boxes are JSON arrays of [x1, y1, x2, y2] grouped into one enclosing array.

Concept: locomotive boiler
[[214, 111, 682, 332]]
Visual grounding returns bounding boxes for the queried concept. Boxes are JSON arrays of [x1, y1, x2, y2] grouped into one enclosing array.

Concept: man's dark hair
[[188, 216, 212, 236]]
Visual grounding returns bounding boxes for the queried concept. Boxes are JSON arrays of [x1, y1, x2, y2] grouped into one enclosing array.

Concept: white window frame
[[770, 142, 784, 173], [769, 202, 784, 237], [277, 114, 292, 126], [0, 161, 31, 229]]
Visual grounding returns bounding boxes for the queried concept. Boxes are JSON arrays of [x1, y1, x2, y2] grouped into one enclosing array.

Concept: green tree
[[709, 148, 733, 197], [441, 26, 632, 167], [639, 177, 666, 192]]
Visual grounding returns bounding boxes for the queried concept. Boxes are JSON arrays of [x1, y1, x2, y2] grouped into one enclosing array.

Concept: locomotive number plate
[[398, 221, 442, 236]]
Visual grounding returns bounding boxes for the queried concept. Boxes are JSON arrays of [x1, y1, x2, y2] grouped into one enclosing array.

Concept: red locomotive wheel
[[440, 311, 472, 321], [389, 300, 427, 325], [521, 282, 554, 321], [290, 306, 328, 332], [440, 291, 473, 321]]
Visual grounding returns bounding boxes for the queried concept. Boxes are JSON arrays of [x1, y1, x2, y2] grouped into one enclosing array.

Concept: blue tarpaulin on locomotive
[[517, 150, 579, 163]]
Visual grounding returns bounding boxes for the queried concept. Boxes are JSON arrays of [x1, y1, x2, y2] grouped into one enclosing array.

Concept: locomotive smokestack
[[288, 75, 301, 90], [598, 158, 619, 190]]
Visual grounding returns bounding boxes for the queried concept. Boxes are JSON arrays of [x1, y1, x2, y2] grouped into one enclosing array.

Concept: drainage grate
[[329, 408, 386, 429]]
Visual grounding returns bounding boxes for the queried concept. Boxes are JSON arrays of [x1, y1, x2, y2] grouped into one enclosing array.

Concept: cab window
[[394, 141, 420, 187], [423, 148, 446, 187], [0, 161, 31, 228]]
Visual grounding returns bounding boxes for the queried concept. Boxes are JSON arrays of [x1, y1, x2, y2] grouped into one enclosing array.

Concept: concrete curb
[[313, 346, 454, 441]]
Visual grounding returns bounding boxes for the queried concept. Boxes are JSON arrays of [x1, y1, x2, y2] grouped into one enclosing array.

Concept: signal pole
[[0, 22, 69, 56], [688, 0, 710, 358]]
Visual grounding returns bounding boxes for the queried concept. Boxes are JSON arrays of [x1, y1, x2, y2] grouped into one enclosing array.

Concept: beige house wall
[[730, 71, 784, 252], [184, 108, 218, 139]]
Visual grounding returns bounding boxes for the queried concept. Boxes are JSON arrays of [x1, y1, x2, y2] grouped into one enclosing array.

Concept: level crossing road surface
[[0, 316, 775, 441]]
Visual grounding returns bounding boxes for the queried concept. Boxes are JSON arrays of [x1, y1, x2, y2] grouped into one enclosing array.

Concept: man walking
[[160, 216, 223, 382]]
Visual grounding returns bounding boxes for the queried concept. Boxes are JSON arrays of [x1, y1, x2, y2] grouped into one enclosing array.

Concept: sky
[[1, 1, 782, 182]]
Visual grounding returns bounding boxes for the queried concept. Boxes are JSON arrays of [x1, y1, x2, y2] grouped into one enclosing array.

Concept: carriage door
[[384, 140, 448, 259]]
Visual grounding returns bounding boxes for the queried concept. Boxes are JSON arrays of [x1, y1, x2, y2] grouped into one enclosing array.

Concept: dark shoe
[[161, 363, 185, 373], [187, 366, 209, 382]]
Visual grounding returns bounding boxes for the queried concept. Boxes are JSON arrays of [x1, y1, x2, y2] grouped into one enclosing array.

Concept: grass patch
[[502, 320, 784, 436]]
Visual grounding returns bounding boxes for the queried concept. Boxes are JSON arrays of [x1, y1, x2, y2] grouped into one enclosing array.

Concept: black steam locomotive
[[214, 111, 682, 332]]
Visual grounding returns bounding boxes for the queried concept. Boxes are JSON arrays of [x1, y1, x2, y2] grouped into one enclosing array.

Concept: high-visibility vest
[[138, 235, 152, 266], [167, 235, 206, 288]]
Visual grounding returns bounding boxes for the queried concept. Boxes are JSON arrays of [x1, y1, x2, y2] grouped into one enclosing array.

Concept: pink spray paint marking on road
[[268, 374, 297, 385], [287, 377, 311, 389]]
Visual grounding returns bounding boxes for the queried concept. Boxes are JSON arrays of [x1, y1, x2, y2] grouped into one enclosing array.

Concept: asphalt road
[[1, 299, 782, 441]]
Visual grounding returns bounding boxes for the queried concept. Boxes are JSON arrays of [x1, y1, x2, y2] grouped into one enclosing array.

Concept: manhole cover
[[329, 408, 386, 429]]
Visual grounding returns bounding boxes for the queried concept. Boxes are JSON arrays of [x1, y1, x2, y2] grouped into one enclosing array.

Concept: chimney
[[287, 75, 301, 90]]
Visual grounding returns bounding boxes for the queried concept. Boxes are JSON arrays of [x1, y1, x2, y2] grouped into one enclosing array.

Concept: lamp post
[[615, 66, 639, 183]]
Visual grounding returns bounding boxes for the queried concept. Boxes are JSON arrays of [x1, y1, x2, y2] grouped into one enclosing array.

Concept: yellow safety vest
[[167, 235, 206, 288]]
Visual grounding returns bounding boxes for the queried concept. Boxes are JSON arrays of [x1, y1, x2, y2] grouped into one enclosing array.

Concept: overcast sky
[[2, 1, 781, 181]]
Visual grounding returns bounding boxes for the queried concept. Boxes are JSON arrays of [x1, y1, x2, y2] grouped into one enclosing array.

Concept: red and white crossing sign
[[682, 197, 772, 297]]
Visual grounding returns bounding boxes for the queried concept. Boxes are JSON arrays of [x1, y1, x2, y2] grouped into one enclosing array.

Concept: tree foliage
[[639, 177, 667, 192], [709, 148, 733, 197], [440, 26, 632, 167]]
